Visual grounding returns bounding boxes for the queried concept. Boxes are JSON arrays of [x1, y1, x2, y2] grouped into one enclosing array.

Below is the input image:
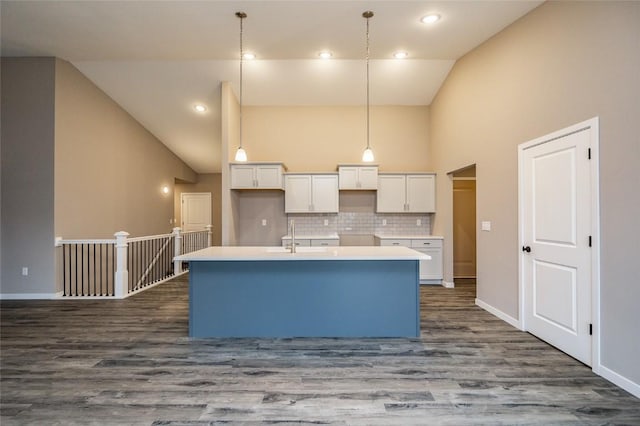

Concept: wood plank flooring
[[1, 276, 638, 425]]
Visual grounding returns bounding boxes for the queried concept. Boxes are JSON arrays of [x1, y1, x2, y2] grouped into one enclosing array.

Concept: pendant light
[[362, 10, 375, 163], [234, 11, 248, 162]]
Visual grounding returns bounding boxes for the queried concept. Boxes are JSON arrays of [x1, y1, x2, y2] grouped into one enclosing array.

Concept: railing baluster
[[58, 227, 208, 298]]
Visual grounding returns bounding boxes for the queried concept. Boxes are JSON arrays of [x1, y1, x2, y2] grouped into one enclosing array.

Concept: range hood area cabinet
[[230, 163, 285, 189], [377, 173, 436, 213], [284, 173, 339, 213], [338, 165, 378, 190]]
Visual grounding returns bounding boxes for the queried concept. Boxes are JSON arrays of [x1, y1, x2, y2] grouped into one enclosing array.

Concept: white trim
[[518, 116, 601, 369], [442, 280, 455, 288], [124, 270, 188, 299], [597, 365, 640, 399], [0, 292, 59, 300], [476, 298, 522, 330]]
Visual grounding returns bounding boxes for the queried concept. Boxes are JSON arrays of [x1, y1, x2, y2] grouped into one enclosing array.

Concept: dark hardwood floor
[[1, 276, 638, 425]]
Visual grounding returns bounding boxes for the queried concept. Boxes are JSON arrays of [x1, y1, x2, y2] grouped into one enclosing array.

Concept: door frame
[[517, 117, 600, 372]]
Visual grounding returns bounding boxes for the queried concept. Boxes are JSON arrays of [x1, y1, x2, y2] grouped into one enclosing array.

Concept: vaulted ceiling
[[1, 1, 543, 172]]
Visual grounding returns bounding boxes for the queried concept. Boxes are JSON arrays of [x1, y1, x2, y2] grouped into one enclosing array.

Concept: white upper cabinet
[[376, 175, 406, 212], [230, 163, 284, 189], [285, 174, 339, 213], [377, 173, 436, 213], [338, 166, 378, 190], [406, 174, 435, 212]]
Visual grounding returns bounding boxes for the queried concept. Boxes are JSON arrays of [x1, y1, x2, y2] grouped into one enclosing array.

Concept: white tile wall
[[286, 213, 432, 236]]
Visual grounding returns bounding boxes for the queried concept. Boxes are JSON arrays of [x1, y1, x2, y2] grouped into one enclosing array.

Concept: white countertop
[[175, 246, 429, 262], [282, 234, 339, 240], [374, 234, 444, 240]]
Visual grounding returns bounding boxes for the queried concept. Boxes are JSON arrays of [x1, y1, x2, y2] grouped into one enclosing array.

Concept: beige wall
[[174, 173, 222, 246], [1, 58, 56, 295], [430, 1, 639, 383], [242, 106, 430, 172], [54, 59, 196, 239]]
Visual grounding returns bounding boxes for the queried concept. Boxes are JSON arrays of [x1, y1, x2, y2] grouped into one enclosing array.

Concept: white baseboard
[[0, 292, 58, 300], [598, 364, 640, 399], [475, 298, 522, 330], [442, 281, 455, 288]]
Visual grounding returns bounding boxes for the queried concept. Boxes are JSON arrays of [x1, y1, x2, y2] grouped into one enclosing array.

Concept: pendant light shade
[[362, 147, 374, 162], [362, 11, 375, 163], [234, 11, 248, 162], [234, 147, 247, 162]]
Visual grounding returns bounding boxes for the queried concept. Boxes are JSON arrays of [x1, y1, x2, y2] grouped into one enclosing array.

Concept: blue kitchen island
[[175, 246, 428, 338]]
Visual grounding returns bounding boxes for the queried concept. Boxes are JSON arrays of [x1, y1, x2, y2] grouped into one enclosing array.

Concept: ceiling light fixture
[[193, 104, 207, 113], [318, 51, 333, 59], [234, 11, 248, 162], [362, 11, 375, 163], [421, 14, 440, 24], [243, 52, 256, 60], [393, 51, 408, 59]]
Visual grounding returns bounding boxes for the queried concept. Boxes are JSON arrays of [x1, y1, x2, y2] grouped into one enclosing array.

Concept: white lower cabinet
[[284, 174, 339, 213], [375, 236, 443, 284], [411, 239, 443, 282]]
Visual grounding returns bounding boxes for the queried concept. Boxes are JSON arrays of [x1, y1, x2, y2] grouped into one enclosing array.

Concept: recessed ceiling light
[[243, 52, 256, 60], [193, 104, 207, 113], [421, 14, 441, 24], [318, 51, 333, 59], [393, 51, 409, 59]]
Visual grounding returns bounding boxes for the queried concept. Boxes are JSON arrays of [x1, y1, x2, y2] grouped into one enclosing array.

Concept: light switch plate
[[481, 221, 491, 231], [261, 219, 267, 226]]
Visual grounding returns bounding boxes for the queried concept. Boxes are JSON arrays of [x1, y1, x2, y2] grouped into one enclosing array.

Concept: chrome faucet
[[289, 219, 296, 253]]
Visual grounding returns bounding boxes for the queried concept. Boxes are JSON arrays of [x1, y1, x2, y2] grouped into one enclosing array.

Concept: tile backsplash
[[287, 212, 431, 236]]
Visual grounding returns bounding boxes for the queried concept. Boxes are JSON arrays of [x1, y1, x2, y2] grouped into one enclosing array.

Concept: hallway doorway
[[452, 166, 477, 289]]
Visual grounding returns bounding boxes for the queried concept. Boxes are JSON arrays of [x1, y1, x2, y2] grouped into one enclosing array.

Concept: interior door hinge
[[588, 148, 591, 159], [589, 323, 593, 335], [589, 236, 592, 247]]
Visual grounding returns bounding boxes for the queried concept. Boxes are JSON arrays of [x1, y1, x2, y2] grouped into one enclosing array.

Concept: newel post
[[173, 227, 183, 275], [206, 224, 212, 247], [114, 231, 130, 298]]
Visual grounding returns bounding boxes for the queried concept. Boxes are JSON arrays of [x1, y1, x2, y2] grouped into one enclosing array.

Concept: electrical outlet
[[481, 221, 491, 231], [416, 219, 422, 226], [324, 219, 329, 226], [382, 219, 387, 226], [262, 219, 267, 226], [21, 267, 28, 276]]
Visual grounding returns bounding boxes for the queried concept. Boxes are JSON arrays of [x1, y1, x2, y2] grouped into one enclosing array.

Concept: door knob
[[522, 246, 531, 253]]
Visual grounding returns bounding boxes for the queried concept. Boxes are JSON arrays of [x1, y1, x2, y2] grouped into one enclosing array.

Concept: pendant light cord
[[364, 11, 373, 151], [236, 12, 246, 150]]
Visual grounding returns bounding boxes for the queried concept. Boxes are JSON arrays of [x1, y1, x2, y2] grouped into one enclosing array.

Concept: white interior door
[[520, 125, 594, 365], [181, 193, 211, 232]]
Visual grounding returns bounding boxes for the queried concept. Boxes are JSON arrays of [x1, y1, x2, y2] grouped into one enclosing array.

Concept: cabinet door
[[358, 167, 378, 189], [377, 175, 406, 212], [285, 175, 312, 213], [417, 247, 443, 280], [311, 175, 339, 213], [338, 167, 358, 190], [256, 165, 282, 189], [407, 175, 435, 213], [230, 165, 256, 188]]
